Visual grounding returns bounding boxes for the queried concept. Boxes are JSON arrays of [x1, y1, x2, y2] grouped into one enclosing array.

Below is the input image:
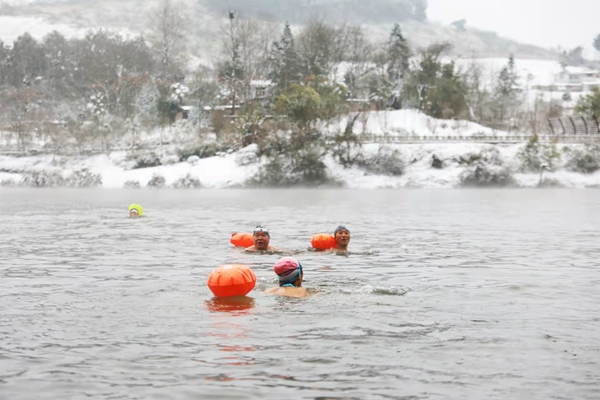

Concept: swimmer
[[328, 225, 350, 252], [128, 204, 144, 218], [265, 257, 310, 298], [244, 225, 281, 252]]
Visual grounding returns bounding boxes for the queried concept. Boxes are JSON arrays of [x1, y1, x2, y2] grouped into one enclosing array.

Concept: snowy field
[[330, 110, 509, 137]]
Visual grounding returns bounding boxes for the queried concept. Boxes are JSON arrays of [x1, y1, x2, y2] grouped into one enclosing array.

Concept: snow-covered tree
[[7, 33, 47, 87], [136, 81, 160, 122], [594, 34, 600, 52], [297, 20, 347, 78], [169, 81, 190, 104], [269, 22, 303, 92], [387, 23, 411, 76], [494, 55, 522, 124], [3, 88, 42, 150], [451, 19, 467, 31], [87, 93, 107, 118], [343, 25, 373, 99], [575, 87, 600, 118], [219, 10, 244, 115]]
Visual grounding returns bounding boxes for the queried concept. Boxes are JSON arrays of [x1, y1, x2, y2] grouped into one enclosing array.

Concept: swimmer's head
[[253, 225, 270, 250], [334, 225, 350, 249], [274, 257, 303, 287], [128, 204, 143, 218]]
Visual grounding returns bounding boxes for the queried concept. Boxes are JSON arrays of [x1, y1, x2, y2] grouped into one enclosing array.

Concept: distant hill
[[0, 0, 559, 60], [201, 0, 427, 24]]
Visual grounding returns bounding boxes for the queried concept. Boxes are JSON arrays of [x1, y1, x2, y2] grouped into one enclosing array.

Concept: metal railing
[[548, 116, 600, 136]]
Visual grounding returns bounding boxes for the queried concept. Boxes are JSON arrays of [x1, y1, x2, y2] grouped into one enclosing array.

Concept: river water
[[0, 189, 599, 399]]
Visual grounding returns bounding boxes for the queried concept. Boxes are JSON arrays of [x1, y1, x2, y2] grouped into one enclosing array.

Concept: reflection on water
[[205, 296, 256, 314], [0, 189, 599, 399]]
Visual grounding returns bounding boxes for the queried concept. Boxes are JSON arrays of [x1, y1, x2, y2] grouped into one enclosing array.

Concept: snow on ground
[[0, 16, 86, 42], [0, 150, 259, 189], [0, 14, 140, 44], [330, 110, 507, 137], [451, 57, 563, 87], [2, 141, 600, 189]]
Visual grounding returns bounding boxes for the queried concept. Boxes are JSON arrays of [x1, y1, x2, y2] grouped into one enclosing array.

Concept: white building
[[554, 66, 600, 92]]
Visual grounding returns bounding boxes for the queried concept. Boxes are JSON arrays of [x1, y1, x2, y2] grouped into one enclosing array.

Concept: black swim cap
[[334, 225, 349, 235]]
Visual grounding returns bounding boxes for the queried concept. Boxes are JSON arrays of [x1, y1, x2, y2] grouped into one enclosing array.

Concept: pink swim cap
[[274, 257, 299, 275], [273, 257, 302, 284]]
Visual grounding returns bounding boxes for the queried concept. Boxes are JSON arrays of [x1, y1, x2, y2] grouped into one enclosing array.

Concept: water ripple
[[0, 189, 599, 399]]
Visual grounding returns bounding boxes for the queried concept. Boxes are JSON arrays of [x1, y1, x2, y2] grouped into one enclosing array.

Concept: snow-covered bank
[[1, 142, 600, 189]]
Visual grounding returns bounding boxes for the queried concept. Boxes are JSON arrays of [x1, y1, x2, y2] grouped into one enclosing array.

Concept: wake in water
[[232, 248, 380, 257]]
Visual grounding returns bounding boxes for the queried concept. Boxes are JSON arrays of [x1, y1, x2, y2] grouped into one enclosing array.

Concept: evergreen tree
[[370, 24, 412, 109], [594, 34, 600, 52], [386, 24, 411, 82], [0, 40, 8, 87], [404, 43, 469, 118], [43, 31, 70, 81], [269, 22, 302, 92], [494, 55, 521, 124], [8, 33, 47, 87], [575, 87, 600, 117]]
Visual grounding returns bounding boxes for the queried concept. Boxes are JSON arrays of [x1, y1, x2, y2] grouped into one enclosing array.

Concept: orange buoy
[[311, 233, 336, 250], [230, 232, 254, 248], [207, 264, 257, 297]]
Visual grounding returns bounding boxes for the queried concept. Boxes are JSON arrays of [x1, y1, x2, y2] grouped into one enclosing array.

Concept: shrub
[[564, 145, 600, 174], [177, 142, 231, 162], [358, 146, 404, 176], [124, 180, 141, 189], [517, 134, 560, 173], [128, 152, 162, 170], [248, 131, 337, 187], [431, 154, 444, 169], [459, 147, 515, 187], [235, 144, 259, 166], [147, 173, 166, 188], [1, 179, 17, 187], [64, 169, 102, 188], [330, 116, 364, 168], [21, 171, 65, 187], [171, 174, 202, 188]]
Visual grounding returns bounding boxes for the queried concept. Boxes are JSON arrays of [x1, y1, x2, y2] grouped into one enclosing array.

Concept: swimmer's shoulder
[[265, 287, 279, 294], [265, 287, 310, 298]]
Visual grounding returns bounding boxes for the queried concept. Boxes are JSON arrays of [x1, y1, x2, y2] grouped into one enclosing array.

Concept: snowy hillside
[[0, 0, 559, 60], [0, 15, 86, 42]]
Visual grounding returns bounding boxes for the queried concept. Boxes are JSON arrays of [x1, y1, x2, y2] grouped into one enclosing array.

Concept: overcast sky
[[428, 0, 599, 51]]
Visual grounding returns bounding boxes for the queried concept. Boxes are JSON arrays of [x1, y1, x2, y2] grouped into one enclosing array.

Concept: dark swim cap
[[334, 225, 349, 235]]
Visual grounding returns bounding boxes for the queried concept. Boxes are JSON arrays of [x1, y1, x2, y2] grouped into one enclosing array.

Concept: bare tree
[[220, 10, 242, 115], [236, 19, 275, 105], [297, 20, 350, 79], [343, 25, 374, 99], [147, 0, 188, 79], [3, 88, 42, 151]]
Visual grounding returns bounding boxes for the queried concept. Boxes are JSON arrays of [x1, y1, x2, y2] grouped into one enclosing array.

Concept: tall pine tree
[[268, 22, 302, 92], [494, 55, 521, 126], [386, 24, 411, 82]]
